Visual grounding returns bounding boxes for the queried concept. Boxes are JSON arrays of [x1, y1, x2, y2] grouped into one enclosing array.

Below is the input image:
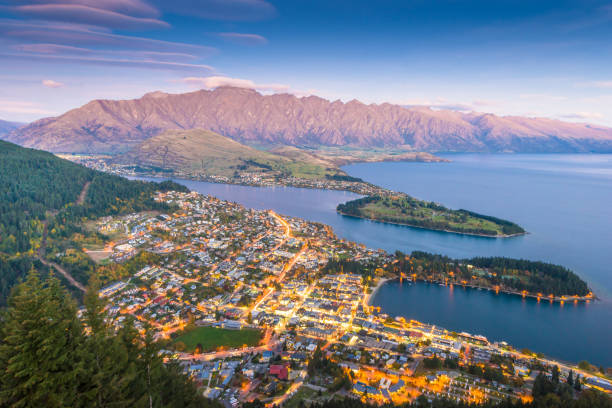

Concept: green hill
[[115, 128, 349, 180], [0, 139, 187, 304], [337, 195, 526, 237]]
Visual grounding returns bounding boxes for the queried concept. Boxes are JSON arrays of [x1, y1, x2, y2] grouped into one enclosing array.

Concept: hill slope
[[0, 119, 24, 137], [0, 139, 186, 304], [114, 128, 348, 179], [5, 87, 612, 153]]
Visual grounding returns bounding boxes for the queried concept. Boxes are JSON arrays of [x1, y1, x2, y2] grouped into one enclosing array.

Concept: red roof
[[269, 365, 288, 380]]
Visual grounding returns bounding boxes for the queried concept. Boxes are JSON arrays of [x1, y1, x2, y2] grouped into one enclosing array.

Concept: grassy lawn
[[173, 326, 263, 352]]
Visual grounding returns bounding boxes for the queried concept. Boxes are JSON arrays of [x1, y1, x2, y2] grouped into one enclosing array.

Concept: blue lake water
[[134, 154, 612, 366]]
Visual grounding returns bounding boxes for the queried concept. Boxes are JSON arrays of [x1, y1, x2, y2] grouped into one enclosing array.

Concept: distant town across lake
[[134, 153, 612, 366]]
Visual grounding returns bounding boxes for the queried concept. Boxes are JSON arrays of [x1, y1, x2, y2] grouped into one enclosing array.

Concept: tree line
[[0, 140, 187, 305], [0, 271, 220, 407], [393, 251, 590, 297]]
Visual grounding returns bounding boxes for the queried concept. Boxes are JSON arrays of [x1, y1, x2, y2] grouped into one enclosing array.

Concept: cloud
[[400, 97, 504, 113], [42, 79, 64, 87], [520, 93, 568, 101], [559, 112, 604, 120], [0, 99, 56, 115], [401, 98, 476, 112], [10, 4, 169, 30], [0, 20, 215, 54], [152, 0, 276, 21], [1, 52, 215, 72], [13, 43, 90, 54], [2, 0, 159, 18], [472, 99, 499, 107], [13, 43, 199, 62], [0, 19, 215, 72], [182, 76, 289, 92], [430, 103, 475, 112], [217, 32, 267, 46], [579, 80, 612, 88]]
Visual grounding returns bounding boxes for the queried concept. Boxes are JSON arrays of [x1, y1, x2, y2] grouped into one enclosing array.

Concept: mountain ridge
[[4, 86, 612, 153], [0, 119, 25, 137]]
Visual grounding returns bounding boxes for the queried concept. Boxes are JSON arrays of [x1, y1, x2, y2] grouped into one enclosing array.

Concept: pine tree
[[0, 271, 84, 407], [552, 365, 560, 385], [134, 324, 164, 408], [0, 271, 218, 408], [575, 375, 582, 391], [80, 278, 136, 407]]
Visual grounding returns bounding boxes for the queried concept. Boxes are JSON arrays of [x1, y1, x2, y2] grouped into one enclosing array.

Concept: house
[[261, 350, 274, 363], [269, 364, 289, 380]]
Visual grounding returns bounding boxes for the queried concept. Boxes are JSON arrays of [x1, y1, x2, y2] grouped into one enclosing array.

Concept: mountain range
[[0, 120, 24, 138], [4, 86, 612, 153]]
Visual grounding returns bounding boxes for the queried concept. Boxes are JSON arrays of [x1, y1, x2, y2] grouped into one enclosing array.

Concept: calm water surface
[[135, 154, 612, 365]]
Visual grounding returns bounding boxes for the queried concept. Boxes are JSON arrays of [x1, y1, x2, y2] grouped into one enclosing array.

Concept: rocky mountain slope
[[4, 87, 612, 153]]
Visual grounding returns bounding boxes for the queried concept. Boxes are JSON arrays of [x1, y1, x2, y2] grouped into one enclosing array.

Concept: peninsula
[[1, 140, 608, 408], [389, 251, 593, 302], [60, 129, 526, 238], [337, 194, 526, 238]]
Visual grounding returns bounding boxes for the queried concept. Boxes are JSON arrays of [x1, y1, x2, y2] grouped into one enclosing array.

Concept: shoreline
[[97, 164, 529, 240], [337, 210, 527, 239], [366, 277, 390, 306], [384, 277, 596, 304]]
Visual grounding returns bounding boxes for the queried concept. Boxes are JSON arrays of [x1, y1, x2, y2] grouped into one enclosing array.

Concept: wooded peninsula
[[337, 195, 526, 237], [388, 251, 592, 301]]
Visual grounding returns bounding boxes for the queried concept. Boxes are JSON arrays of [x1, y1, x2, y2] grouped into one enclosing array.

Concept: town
[[57, 154, 392, 196], [89, 190, 612, 407]]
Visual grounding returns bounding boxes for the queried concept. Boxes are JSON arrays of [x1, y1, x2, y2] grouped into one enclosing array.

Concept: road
[[37, 256, 87, 292], [37, 218, 86, 292], [76, 181, 91, 205]]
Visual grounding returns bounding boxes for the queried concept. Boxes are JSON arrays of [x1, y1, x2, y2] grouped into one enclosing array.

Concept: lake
[[134, 153, 612, 366]]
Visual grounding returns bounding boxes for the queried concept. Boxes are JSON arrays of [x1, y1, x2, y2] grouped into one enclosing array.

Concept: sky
[[1, 0, 612, 125]]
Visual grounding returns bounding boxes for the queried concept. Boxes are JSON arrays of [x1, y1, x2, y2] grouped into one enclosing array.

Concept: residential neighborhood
[[92, 191, 612, 407]]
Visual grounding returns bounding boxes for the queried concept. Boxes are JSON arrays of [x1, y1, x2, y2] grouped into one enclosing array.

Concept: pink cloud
[[182, 76, 289, 92], [12, 4, 169, 30], [0, 99, 56, 115], [3, 52, 215, 72], [217, 32, 267, 45], [0, 21, 214, 54], [560, 112, 604, 120], [13, 43, 91, 54], [42, 79, 64, 88], [585, 81, 612, 88], [4, 0, 159, 17]]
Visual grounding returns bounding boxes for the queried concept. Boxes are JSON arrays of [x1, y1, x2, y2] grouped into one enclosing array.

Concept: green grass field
[[173, 326, 263, 352]]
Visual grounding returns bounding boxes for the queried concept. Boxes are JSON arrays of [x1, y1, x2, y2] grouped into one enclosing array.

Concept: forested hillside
[[0, 140, 187, 304], [395, 251, 590, 297], [0, 271, 220, 407]]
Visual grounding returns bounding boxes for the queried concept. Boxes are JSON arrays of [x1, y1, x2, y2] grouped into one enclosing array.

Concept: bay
[[132, 153, 612, 366]]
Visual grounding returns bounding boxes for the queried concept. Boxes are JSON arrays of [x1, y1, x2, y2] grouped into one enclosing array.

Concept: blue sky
[[1, 0, 612, 125]]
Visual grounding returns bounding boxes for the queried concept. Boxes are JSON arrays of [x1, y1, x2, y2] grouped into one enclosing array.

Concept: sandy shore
[[366, 277, 390, 306]]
